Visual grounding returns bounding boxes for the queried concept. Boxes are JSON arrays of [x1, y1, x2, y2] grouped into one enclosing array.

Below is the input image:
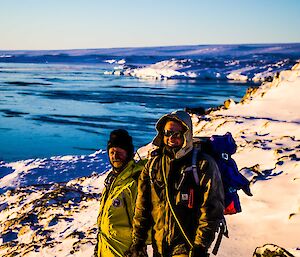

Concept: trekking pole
[[212, 219, 228, 255], [135, 150, 142, 161]]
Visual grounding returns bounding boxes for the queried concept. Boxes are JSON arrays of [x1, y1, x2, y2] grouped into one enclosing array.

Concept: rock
[[48, 216, 59, 226], [66, 230, 85, 239], [20, 213, 38, 225], [224, 98, 236, 109], [292, 62, 300, 70], [240, 87, 259, 103], [1, 230, 18, 243], [0, 202, 8, 211], [253, 244, 295, 256], [18, 225, 32, 236], [185, 106, 206, 115]]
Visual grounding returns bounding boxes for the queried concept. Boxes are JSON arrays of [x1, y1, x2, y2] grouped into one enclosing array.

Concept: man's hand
[[124, 245, 148, 257]]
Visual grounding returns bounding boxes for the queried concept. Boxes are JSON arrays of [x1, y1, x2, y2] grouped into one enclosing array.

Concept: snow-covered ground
[[192, 62, 300, 257], [0, 63, 299, 256]]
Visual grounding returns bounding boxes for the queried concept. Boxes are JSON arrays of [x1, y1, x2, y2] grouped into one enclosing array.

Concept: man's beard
[[110, 159, 129, 172]]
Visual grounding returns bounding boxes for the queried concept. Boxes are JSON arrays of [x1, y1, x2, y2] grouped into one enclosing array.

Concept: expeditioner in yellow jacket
[[94, 129, 146, 257]]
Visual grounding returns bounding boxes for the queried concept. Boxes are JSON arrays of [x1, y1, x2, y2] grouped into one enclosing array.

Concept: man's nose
[[112, 152, 119, 159], [169, 134, 177, 140]]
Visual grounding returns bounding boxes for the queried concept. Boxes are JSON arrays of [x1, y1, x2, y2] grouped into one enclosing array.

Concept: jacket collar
[[112, 159, 142, 184]]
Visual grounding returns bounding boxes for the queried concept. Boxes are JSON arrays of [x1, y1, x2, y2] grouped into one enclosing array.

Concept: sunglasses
[[163, 129, 183, 138]]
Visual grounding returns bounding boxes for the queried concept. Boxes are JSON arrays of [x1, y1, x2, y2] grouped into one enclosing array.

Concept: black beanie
[[107, 129, 134, 159]]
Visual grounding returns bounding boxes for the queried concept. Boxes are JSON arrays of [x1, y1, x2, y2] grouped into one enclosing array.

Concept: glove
[[242, 185, 253, 196], [124, 245, 148, 257], [193, 245, 209, 257]]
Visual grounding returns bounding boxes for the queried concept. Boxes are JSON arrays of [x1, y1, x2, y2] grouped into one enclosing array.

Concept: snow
[[226, 72, 248, 81], [104, 58, 126, 65], [192, 62, 300, 256], [0, 150, 109, 193], [0, 62, 300, 256], [0, 55, 12, 58], [107, 57, 298, 82], [117, 59, 126, 65], [104, 59, 116, 64]]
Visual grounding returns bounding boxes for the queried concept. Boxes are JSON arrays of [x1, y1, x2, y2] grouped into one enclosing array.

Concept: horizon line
[[1, 42, 300, 52]]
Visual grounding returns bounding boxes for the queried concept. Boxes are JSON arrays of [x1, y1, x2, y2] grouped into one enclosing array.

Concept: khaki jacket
[[131, 111, 224, 256]]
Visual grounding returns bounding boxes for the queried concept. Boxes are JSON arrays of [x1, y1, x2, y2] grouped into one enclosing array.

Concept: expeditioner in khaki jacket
[[126, 111, 225, 257]]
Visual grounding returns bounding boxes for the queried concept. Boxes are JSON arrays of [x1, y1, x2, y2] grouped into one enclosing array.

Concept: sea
[[1, 43, 300, 162], [0, 62, 253, 162]]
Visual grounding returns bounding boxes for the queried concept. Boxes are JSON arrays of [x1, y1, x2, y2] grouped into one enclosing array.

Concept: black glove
[[124, 245, 148, 257], [193, 245, 209, 257], [242, 185, 253, 196]]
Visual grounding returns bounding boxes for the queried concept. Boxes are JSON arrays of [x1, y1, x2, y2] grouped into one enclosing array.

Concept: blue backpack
[[193, 132, 252, 215], [189, 132, 253, 255]]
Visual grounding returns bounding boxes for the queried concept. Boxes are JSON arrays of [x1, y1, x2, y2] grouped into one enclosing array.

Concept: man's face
[[108, 147, 128, 171], [163, 120, 184, 149]]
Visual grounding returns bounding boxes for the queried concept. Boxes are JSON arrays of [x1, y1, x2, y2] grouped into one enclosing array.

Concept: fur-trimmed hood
[[152, 110, 193, 159]]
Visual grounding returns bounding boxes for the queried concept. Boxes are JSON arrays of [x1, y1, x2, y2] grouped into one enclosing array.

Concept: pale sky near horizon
[[1, 0, 300, 50]]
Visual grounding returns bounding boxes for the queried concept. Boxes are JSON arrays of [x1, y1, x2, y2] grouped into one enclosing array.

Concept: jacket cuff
[[193, 245, 208, 257]]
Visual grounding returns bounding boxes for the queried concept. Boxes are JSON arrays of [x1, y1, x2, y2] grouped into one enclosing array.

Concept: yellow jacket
[[95, 159, 146, 257]]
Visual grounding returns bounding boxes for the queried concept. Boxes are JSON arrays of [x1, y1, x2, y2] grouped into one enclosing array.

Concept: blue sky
[[1, 0, 299, 50]]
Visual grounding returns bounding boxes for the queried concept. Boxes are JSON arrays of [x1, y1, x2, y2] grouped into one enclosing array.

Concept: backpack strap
[[192, 145, 200, 185], [178, 148, 208, 190], [189, 143, 208, 186], [161, 155, 194, 256], [148, 155, 159, 184]]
